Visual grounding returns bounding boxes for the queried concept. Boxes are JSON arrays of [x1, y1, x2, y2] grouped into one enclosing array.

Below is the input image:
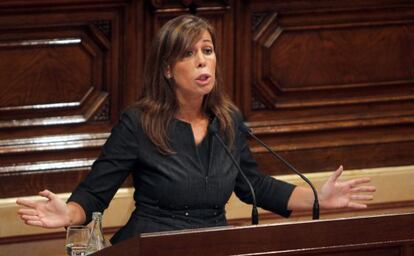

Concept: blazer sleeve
[[233, 116, 296, 217], [67, 108, 140, 224]]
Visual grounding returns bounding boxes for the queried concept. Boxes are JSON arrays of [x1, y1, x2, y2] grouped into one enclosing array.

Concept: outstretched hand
[[16, 189, 70, 228], [319, 166, 376, 209]]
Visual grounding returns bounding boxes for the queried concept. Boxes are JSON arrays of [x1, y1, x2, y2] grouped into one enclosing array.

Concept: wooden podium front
[[96, 213, 414, 256]]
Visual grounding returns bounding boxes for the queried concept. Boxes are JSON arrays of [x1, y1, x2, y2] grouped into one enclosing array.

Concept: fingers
[[347, 202, 368, 209], [20, 214, 40, 221], [328, 165, 344, 183], [17, 208, 38, 216], [16, 189, 55, 208], [25, 220, 44, 227], [351, 194, 374, 201], [349, 177, 371, 187], [350, 186, 376, 193], [16, 198, 37, 209], [39, 189, 56, 200], [19, 213, 47, 228]]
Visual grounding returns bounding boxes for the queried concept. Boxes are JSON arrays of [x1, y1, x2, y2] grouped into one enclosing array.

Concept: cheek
[[172, 61, 192, 77], [209, 60, 217, 74], [173, 67, 191, 83]]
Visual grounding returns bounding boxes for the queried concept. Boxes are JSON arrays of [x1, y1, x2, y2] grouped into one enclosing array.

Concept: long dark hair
[[136, 15, 238, 154]]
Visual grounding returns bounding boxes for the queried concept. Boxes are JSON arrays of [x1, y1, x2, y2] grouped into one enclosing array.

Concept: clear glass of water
[[65, 225, 90, 256]]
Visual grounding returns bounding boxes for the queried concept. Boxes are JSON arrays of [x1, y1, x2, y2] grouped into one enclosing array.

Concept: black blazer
[[68, 107, 295, 244]]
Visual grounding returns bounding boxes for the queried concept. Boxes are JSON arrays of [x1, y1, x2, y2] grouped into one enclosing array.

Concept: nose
[[196, 51, 206, 68]]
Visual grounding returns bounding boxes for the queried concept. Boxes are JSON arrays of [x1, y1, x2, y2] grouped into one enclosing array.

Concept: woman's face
[[170, 30, 216, 104]]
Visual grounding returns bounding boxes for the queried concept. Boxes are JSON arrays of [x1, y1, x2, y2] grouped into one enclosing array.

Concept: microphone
[[239, 123, 320, 220], [208, 124, 259, 225]]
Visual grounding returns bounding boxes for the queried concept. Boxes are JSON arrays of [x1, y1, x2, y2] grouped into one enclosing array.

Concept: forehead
[[199, 30, 212, 40], [191, 30, 213, 46]]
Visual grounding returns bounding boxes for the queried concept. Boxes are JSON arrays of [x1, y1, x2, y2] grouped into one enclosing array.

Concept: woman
[[16, 15, 375, 244]]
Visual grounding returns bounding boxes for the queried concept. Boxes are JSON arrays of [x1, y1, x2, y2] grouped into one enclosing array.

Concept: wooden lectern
[[96, 212, 414, 255]]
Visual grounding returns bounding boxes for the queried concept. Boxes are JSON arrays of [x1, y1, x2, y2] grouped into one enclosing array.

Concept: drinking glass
[[65, 225, 90, 256]]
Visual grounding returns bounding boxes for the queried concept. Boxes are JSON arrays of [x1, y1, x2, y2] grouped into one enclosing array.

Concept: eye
[[203, 47, 214, 55], [183, 50, 193, 57]]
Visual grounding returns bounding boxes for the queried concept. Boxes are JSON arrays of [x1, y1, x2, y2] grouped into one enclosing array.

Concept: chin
[[201, 85, 214, 95]]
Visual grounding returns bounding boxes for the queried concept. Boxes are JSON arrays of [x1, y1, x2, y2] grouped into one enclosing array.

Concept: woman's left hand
[[319, 166, 376, 209]]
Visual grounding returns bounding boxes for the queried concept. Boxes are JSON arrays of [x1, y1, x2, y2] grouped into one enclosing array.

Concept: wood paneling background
[[1, 0, 414, 199], [236, 0, 414, 174], [0, 0, 143, 197]]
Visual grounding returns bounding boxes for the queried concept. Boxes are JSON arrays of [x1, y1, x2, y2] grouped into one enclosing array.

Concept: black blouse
[[68, 107, 295, 244], [196, 132, 210, 174]]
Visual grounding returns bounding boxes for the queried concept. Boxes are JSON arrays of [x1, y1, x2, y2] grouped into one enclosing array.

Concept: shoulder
[[122, 105, 141, 118], [121, 105, 144, 121], [117, 105, 143, 131]]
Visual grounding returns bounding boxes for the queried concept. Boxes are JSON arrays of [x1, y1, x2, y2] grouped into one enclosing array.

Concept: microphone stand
[[239, 124, 320, 220], [209, 126, 259, 225]]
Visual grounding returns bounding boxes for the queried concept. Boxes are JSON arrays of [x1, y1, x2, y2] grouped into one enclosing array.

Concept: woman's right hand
[[16, 189, 71, 228]]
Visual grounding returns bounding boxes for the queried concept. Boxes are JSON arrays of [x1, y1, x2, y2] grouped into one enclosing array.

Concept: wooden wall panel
[[0, 27, 110, 127], [1, 0, 414, 198], [0, 0, 142, 198], [236, 0, 414, 174]]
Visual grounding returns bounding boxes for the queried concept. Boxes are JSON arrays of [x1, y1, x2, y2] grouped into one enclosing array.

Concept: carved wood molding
[[0, 20, 114, 128], [247, 2, 414, 157], [0, 158, 95, 175], [0, 1, 131, 197], [0, 132, 109, 197], [0, 0, 128, 9], [0, 133, 109, 155], [149, 0, 230, 14], [252, 9, 414, 110]]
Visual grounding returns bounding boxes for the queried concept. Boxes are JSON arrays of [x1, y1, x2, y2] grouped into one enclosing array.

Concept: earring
[[166, 73, 172, 79]]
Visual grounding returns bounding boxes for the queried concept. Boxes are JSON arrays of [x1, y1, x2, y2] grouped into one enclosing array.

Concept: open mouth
[[196, 74, 211, 81]]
